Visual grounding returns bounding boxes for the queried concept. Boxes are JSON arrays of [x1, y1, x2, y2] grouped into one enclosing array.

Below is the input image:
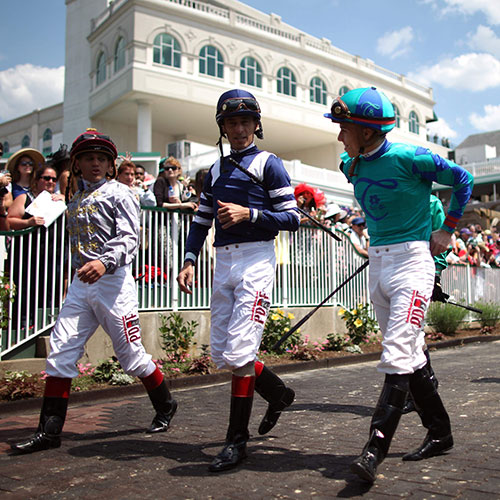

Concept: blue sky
[[1, 0, 499, 147]]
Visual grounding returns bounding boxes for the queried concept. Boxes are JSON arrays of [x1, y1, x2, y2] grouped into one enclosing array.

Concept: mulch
[[1, 327, 498, 415]]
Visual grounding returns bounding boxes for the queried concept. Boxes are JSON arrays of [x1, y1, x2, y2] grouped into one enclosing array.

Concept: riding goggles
[[330, 97, 396, 126], [220, 98, 261, 115]]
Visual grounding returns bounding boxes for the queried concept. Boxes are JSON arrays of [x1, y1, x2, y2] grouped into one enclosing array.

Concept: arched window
[[3, 141, 9, 153], [392, 104, 401, 128], [153, 33, 181, 68], [96, 52, 106, 86], [339, 85, 350, 96], [42, 128, 52, 154], [310, 77, 327, 105], [199, 45, 224, 78], [21, 135, 30, 148], [409, 111, 419, 134], [114, 37, 126, 72], [277, 67, 296, 97], [240, 56, 262, 88]]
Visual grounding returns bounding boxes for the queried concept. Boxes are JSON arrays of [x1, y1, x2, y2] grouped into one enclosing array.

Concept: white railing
[[1, 207, 498, 359], [459, 157, 500, 178]]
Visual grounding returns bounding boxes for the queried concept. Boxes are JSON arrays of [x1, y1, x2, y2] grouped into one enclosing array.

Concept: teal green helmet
[[324, 86, 395, 134]]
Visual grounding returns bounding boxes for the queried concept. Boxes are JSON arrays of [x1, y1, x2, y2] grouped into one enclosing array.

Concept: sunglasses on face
[[164, 166, 178, 171], [19, 161, 34, 167], [41, 175, 57, 182], [220, 98, 260, 114]]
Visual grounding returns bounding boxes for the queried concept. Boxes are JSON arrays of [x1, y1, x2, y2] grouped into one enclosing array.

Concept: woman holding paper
[[7, 165, 66, 330], [7, 166, 64, 230]]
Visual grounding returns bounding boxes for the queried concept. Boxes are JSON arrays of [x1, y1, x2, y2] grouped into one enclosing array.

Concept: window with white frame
[[409, 110, 419, 134], [277, 67, 296, 97], [153, 33, 181, 68], [96, 52, 106, 86], [240, 56, 262, 88], [114, 37, 126, 72], [42, 128, 52, 155], [310, 77, 327, 105], [199, 45, 224, 79], [392, 104, 401, 128]]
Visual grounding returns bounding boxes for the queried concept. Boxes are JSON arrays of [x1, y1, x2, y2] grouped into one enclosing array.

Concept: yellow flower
[[358, 303, 364, 309], [271, 314, 280, 321], [352, 309, 358, 316], [284, 327, 289, 332], [276, 308, 283, 315], [354, 318, 363, 328], [287, 313, 295, 320], [338, 308, 345, 317]]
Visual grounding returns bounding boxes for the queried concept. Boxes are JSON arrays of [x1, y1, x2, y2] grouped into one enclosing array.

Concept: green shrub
[[426, 302, 468, 336], [325, 332, 349, 351], [0, 370, 43, 400], [92, 357, 124, 383], [472, 301, 500, 329], [159, 312, 198, 358], [337, 303, 379, 345], [261, 308, 301, 353]]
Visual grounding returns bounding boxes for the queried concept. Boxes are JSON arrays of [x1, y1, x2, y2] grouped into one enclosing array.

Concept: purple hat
[[460, 228, 472, 236], [351, 217, 365, 226]]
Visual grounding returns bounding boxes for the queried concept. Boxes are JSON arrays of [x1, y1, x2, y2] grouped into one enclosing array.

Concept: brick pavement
[[0, 340, 499, 499]]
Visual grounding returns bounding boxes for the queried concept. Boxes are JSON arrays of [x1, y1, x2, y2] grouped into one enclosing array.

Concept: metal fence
[[0, 207, 498, 359]]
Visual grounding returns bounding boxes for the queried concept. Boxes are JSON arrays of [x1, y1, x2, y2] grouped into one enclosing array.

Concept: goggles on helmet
[[220, 97, 260, 115], [330, 97, 396, 127], [70, 129, 118, 160]]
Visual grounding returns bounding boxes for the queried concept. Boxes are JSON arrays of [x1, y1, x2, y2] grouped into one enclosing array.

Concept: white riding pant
[[46, 265, 155, 379], [210, 241, 275, 370], [368, 241, 434, 375]]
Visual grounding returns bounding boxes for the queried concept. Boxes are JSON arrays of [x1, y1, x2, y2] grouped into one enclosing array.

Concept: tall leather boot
[[402, 366, 453, 461], [350, 374, 409, 483], [402, 348, 438, 414], [209, 374, 254, 472], [142, 367, 177, 433], [11, 377, 71, 454], [254, 361, 295, 435]]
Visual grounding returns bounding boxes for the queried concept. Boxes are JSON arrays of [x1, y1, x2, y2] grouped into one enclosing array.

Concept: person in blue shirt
[[325, 87, 474, 483], [177, 89, 300, 472]]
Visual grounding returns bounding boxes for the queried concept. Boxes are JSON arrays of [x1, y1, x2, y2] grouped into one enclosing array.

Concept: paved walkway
[[0, 340, 499, 499]]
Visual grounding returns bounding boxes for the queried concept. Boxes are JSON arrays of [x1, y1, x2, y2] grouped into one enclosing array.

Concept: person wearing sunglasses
[[349, 216, 369, 259], [325, 87, 474, 483], [177, 89, 300, 473], [153, 155, 197, 211], [11, 129, 178, 455], [6, 147, 44, 200]]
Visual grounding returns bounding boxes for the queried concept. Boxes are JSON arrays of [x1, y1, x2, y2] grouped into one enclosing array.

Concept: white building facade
[[1, 0, 449, 204]]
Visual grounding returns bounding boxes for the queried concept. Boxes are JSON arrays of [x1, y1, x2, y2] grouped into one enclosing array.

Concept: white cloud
[[376, 26, 414, 59], [470, 104, 500, 131], [467, 25, 500, 58], [426, 118, 458, 139], [441, 0, 500, 25], [0, 64, 64, 123], [408, 52, 500, 91]]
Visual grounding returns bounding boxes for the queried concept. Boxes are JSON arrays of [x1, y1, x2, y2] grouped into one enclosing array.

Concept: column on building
[[137, 100, 152, 153]]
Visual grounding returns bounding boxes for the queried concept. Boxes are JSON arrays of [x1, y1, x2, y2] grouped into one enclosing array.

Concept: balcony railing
[[0, 207, 497, 359]]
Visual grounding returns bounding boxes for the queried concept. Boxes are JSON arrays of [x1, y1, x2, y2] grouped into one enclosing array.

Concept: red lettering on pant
[[251, 291, 270, 325], [122, 312, 141, 343], [406, 290, 429, 328]]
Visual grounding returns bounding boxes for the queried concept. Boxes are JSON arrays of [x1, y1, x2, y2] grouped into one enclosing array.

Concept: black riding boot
[[11, 396, 69, 454], [209, 393, 254, 472], [255, 365, 295, 435], [402, 348, 438, 414], [350, 374, 409, 483], [146, 379, 178, 433], [402, 366, 453, 461]]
